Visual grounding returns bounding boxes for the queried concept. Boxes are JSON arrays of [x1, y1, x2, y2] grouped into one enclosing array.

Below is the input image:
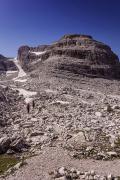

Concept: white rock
[[76, 170, 80, 176], [58, 167, 66, 176], [55, 176, 67, 180], [30, 136, 41, 145], [13, 124, 20, 131], [112, 105, 120, 110], [31, 118, 38, 122], [107, 151, 117, 157], [90, 170, 95, 176], [95, 112, 102, 117], [109, 134, 117, 148], [86, 146, 93, 151], [70, 168, 76, 173], [107, 174, 113, 180], [67, 131, 86, 150], [14, 161, 23, 169]]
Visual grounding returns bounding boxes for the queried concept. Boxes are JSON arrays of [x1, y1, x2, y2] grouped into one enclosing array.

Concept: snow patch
[[11, 58, 27, 83], [6, 70, 18, 77], [51, 100, 70, 105], [6, 70, 18, 74], [31, 51, 46, 56], [56, 100, 70, 104], [14, 79, 27, 83], [16, 88, 37, 103], [13, 59, 26, 79]]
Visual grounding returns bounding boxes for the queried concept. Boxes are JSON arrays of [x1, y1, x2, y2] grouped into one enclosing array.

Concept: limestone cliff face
[[17, 34, 120, 78], [0, 55, 17, 72], [17, 46, 30, 70]]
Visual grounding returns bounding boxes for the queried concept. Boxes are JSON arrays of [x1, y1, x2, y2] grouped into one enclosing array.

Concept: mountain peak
[[60, 34, 93, 40], [17, 34, 120, 79]]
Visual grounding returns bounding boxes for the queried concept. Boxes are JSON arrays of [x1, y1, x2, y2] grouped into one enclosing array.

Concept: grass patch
[[0, 155, 19, 175]]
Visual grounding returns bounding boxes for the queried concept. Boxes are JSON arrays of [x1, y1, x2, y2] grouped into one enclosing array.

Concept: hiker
[[32, 100, 35, 109], [27, 103, 30, 113]]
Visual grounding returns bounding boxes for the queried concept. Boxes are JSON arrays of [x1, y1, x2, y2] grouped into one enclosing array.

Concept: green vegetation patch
[[0, 155, 19, 175]]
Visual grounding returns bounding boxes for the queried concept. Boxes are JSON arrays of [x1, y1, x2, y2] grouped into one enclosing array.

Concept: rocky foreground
[[0, 34, 120, 179]]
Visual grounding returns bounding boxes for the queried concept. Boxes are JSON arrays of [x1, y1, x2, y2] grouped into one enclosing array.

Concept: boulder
[[10, 138, 29, 152], [104, 104, 112, 112], [0, 136, 11, 154], [66, 131, 87, 150]]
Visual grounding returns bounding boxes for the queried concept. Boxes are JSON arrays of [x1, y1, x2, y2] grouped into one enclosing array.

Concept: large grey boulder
[[66, 131, 88, 150], [10, 137, 29, 152], [0, 136, 11, 154]]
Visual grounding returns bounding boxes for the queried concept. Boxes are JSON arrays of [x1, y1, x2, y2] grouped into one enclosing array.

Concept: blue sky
[[0, 0, 120, 58]]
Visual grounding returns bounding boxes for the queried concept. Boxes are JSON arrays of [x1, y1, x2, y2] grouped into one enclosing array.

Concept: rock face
[[17, 46, 30, 70], [0, 136, 11, 154], [18, 34, 120, 78], [0, 54, 17, 73]]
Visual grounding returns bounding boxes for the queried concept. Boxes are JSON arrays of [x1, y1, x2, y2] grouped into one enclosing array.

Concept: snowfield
[[6, 58, 37, 103], [6, 70, 18, 76], [13, 58, 26, 80], [30, 51, 46, 55], [16, 88, 37, 103]]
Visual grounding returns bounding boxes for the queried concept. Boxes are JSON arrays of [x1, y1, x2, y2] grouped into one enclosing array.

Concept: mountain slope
[[17, 34, 120, 79], [0, 54, 17, 73]]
